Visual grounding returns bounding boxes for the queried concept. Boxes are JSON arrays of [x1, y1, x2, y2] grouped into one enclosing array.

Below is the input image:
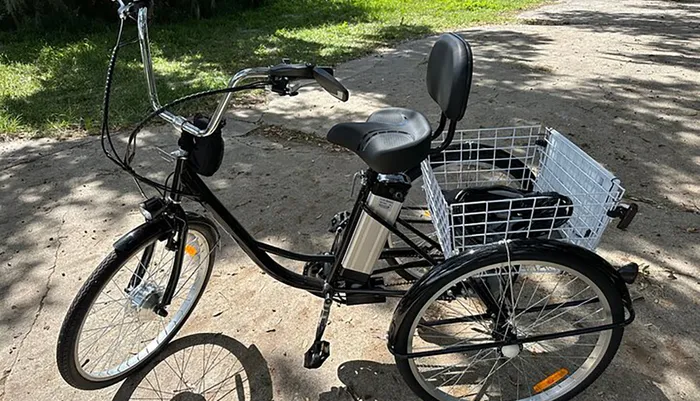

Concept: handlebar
[[133, 5, 348, 138]]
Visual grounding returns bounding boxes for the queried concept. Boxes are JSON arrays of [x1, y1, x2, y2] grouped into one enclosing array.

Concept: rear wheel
[[56, 218, 218, 390], [393, 242, 625, 401]]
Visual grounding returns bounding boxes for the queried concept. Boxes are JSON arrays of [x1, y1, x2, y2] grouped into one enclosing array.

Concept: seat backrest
[[426, 33, 473, 122]]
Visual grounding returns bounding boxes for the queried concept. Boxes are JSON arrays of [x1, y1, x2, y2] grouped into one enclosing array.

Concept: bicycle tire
[[391, 240, 625, 401], [56, 217, 217, 390]]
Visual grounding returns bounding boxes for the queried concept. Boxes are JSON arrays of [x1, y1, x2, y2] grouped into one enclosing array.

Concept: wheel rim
[[74, 229, 213, 381], [406, 260, 614, 401], [390, 161, 521, 279]]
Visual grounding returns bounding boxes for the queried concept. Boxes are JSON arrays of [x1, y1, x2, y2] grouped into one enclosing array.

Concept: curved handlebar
[[134, 4, 348, 138], [136, 7, 270, 137]]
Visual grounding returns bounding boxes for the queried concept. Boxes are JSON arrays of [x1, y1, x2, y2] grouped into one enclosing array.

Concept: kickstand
[[304, 285, 333, 369]]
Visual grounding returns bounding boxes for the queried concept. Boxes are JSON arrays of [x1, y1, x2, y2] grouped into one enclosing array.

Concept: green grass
[[0, 0, 543, 138]]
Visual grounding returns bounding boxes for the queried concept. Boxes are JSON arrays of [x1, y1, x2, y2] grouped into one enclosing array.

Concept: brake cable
[[99, 16, 269, 196]]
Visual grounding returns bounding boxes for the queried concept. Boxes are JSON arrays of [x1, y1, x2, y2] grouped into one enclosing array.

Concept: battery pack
[[340, 192, 402, 282]]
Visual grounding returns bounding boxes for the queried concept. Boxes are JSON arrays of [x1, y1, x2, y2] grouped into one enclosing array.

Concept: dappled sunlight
[[0, 1, 698, 399], [0, 0, 542, 135]]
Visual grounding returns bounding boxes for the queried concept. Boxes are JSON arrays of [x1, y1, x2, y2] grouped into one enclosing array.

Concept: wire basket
[[421, 126, 625, 257]]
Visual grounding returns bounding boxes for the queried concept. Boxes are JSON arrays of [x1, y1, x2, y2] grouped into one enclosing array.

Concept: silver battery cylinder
[[341, 188, 404, 279]]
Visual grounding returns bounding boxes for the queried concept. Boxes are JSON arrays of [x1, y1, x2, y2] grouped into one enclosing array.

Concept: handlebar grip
[[312, 67, 349, 102], [269, 63, 314, 79]]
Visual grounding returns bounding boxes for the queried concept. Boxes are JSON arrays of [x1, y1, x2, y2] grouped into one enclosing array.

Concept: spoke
[[512, 274, 575, 323], [194, 345, 234, 389], [79, 308, 124, 365], [161, 357, 182, 378], [525, 283, 592, 327], [460, 281, 496, 334], [170, 342, 187, 385], [213, 376, 250, 401], [83, 306, 132, 372], [91, 309, 132, 374], [523, 296, 598, 334], [471, 356, 506, 401], [451, 294, 493, 337], [521, 357, 532, 398], [517, 355, 551, 381], [141, 376, 166, 401], [152, 364, 164, 399], [571, 307, 604, 326], [180, 341, 196, 384], [200, 366, 245, 395], [520, 354, 594, 360], [510, 357, 526, 400], [100, 312, 148, 373], [80, 318, 141, 334]]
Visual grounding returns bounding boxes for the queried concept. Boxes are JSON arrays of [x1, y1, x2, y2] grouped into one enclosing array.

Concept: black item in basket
[[444, 185, 574, 245], [178, 114, 226, 177]]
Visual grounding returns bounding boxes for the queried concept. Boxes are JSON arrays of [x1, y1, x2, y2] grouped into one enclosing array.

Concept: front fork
[[128, 152, 191, 317], [126, 244, 155, 292]]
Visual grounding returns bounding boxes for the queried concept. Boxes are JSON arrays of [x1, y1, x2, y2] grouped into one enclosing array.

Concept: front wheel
[[392, 241, 625, 401], [56, 216, 218, 390]]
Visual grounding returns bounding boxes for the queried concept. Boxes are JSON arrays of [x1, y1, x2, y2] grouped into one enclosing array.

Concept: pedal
[[304, 340, 330, 369]]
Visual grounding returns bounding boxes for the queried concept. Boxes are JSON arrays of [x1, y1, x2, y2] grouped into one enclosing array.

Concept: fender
[[387, 239, 634, 352], [113, 211, 219, 252]]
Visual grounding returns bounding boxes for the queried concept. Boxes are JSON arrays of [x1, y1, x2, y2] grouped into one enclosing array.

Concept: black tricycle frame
[[133, 151, 441, 307], [121, 144, 636, 361], [108, 0, 638, 365]]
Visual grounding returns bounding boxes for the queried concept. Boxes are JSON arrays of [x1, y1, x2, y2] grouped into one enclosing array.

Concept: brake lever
[[288, 81, 317, 96]]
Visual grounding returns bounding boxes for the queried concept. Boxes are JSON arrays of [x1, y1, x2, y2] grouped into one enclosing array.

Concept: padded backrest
[[426, 33, 473, 121]]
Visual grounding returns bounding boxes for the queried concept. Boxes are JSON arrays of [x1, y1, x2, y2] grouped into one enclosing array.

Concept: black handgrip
[[269, 63, 314, 79], [607, 202, 638, 230], [312, 67, 349, 102]]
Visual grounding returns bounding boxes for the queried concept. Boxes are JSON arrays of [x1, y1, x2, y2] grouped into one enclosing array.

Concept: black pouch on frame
[[178, 114, 225, 177]]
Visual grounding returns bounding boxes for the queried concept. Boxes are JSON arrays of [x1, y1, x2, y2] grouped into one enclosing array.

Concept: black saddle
[[327, 33, 473, 174], [327, 108, 432, 173]]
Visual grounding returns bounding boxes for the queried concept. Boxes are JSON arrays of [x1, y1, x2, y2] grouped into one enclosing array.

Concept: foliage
[[0, 0, 543, 137]]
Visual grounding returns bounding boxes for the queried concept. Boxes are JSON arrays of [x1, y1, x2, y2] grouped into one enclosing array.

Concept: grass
[[0, 0, 543, 138]]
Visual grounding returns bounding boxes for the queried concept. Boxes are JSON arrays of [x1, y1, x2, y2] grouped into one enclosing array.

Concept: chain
[[383, 279, 418, 287]]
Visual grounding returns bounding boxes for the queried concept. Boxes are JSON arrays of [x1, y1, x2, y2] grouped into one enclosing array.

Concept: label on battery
[[377, 197, 394, 210]]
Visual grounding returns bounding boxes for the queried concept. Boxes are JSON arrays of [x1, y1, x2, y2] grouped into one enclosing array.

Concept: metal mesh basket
[[421, 126, 625, 257]]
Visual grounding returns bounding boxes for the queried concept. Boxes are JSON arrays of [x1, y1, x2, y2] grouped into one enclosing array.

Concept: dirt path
[[1, 0, 699, 400]]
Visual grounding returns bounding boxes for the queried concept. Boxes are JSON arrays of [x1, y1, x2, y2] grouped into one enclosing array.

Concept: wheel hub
[[129, 281, 162, 311], [500, 344, 521, 359], [171, 391, 206, 401]]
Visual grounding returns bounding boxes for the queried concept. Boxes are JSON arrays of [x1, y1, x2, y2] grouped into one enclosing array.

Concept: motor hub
[[129, 281, 162, 311]]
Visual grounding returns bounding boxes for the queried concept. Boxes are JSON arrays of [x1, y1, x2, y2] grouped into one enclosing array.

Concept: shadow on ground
[[112, 333, 274, 401], [0, 0, 699, 400], [0, 0, 432, 133]]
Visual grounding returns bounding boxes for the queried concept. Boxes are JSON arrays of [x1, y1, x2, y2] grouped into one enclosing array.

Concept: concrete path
[[1, 0, 699, 400]]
